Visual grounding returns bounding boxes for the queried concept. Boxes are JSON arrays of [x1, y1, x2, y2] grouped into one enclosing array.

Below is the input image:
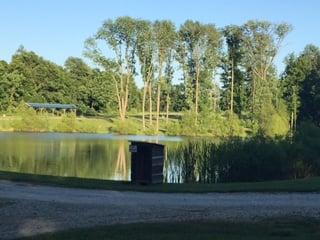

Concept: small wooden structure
[[26, 103, 77, 114], [130, 141, 165, 184]]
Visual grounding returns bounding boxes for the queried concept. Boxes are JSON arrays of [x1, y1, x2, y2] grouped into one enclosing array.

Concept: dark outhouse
[[130, 141, 165, 184]]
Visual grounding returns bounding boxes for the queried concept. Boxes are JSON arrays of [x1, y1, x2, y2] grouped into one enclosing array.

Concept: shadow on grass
[[16, 218, 320, 240], [1, 170, 320, 193]]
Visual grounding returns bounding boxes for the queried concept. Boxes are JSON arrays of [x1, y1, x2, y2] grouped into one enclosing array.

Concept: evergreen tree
[[281, 45, 320, 129]]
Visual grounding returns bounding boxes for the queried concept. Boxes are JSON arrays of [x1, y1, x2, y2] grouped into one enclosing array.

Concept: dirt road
[[1, 180, 320, 239]]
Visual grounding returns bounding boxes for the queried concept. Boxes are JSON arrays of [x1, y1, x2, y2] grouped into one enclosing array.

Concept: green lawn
[[1, 171, 320, 193], [0, 114, 177, 134], [17, 218, 320, 240]]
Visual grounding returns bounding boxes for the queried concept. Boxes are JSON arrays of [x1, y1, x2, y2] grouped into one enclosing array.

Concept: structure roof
[[27, 103, 77, 110]]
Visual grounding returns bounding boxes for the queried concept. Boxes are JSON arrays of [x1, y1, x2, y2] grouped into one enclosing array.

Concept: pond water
[[0, 132, 186, 183]]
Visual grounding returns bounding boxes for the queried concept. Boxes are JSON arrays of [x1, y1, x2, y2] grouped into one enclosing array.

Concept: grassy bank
[[0, 115, 112, 133], [0, 114, 176, 134], [0, 103, 247, 136], [1, 171, 320, 193], [0, 103, 182, 134], [17, 218, 320, 240]]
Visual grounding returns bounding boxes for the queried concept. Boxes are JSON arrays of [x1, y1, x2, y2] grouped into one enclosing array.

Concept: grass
[[1, 170, 320, 193], [17, 218, 320, 240], [0, 114, 176, 134], [0, 198, 13, 208]]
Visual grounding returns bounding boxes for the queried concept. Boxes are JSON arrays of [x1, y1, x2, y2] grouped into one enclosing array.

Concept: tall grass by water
[[168, 122, 320, 183]]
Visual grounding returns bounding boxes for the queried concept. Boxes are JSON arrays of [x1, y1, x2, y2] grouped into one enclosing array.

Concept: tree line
[[1, 17, 320, 136]]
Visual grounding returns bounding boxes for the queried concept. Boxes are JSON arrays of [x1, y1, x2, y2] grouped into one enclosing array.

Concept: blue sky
[[1, 0, 319, 75]]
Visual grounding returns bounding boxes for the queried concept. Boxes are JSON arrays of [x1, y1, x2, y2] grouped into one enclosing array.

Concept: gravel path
[[1, 180, 320, 239]]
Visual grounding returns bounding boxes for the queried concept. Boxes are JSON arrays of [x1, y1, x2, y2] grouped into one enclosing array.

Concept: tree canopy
[[1, 17, 319, 136]]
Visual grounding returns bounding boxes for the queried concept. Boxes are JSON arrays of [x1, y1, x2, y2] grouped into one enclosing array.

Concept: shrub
[[257, 103, 289, 137], [10, 102, 48, 132], [179, 111, 198, 136], [54, 113, 76, 132], [165, 121, 181, 136]]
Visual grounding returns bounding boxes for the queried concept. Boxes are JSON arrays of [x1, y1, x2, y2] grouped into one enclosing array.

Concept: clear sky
[[1, 0, 319, 74]]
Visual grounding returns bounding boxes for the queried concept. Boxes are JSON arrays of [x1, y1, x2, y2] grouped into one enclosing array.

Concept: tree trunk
[[290, 111, 294, 131], [148, 82, 153, 125], [195, 68, 200, 124], [293, 100, 297, 131], [252, 77, 256, 115], [156, 62, 163, 133], [213, 97, 217, 112], [156, 83, 161, 133], [230, 58, 234, 114], [142, 81, 148, 130], [166, 94, 170, 124], [122, 74, 130, 121]]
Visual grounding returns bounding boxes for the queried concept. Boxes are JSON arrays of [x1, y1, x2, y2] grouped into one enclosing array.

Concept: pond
[[0, 132, 187, 183]]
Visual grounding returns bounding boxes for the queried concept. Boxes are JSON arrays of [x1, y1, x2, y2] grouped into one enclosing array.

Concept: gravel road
[[1, 180, 320, 239]]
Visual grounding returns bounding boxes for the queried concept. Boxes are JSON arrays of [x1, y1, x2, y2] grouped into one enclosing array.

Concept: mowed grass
[[17, 218, 320, 240], [0, 198, 14, 208], [0, 114, 177, 134], [1, 171, 320, 193]]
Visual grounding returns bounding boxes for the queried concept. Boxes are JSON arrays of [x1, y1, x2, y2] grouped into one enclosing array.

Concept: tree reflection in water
[[0, 133, 186, 183], [114, 141, 128, 180]]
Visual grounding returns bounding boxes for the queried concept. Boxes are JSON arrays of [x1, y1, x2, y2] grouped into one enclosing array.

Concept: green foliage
[[0, 18, 319, 137], [224, 112, 247, 137], [281, 45, 320, 129], [300, 65, 320, 126], [176, 20, 222, 113], [1, 102, 111, 133], [291, 122, 320, 178], [257, 103, 289, 137], [179, 111, 198, 136], [10, 102, 48, 132], [220, 25, 248, 115], [165, 121, 182, 136], [165, 111, 246, 137]]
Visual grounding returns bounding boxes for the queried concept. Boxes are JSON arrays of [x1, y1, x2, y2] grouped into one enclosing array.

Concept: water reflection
[[0, 133, 183, 182], [114, 141, 128, 180]]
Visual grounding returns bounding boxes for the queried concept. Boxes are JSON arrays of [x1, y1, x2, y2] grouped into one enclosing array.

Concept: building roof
[[129, 141, 164, 147], [27, 103, 77, 110]]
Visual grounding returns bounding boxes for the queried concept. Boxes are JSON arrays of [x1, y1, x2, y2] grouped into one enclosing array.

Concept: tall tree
[[136, 20, 155, 129], [170, 83, 188, 112], [163, 51, 174, 123], [0, 71, 24, 110], [153, 20, 176, 133], [221, 25, 247, 115], [281, 45, 320, 130], [177, 20, 221, 124], [241, 21, 292, 116], [8, 47, 71, 104], [85, 16, 138, 121], [64, 57, 93, 113]]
